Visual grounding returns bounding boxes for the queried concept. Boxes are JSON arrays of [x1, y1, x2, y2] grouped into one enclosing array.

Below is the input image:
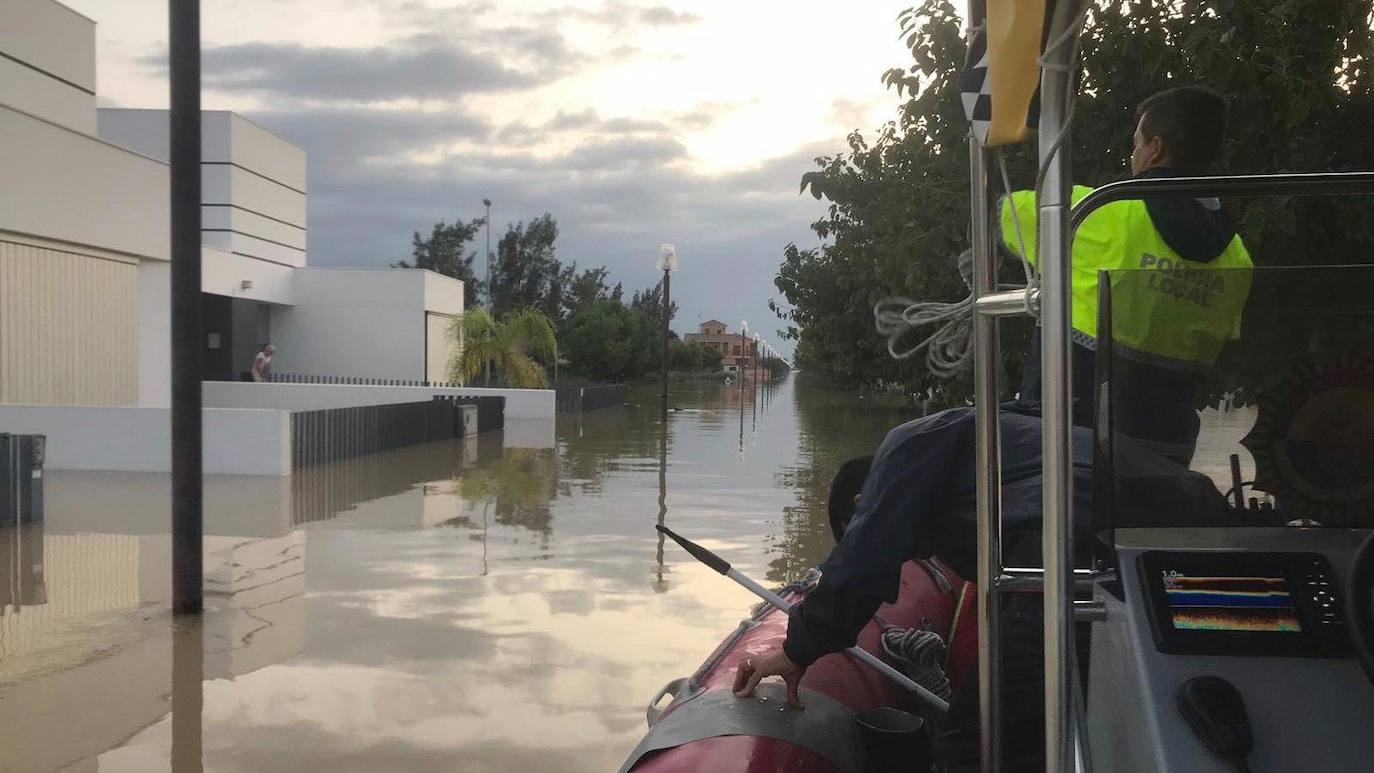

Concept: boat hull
[[625, 560, 976, 773]]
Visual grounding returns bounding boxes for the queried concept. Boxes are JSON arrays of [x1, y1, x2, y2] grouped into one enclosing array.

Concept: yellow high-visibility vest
[[999, 187, 1254, 370]]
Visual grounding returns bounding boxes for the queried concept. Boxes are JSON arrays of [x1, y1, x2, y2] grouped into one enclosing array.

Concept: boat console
[[1086, 266, 1374, 772]]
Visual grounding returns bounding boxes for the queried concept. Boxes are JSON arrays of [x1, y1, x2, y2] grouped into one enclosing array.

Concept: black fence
[[272, 373, 461, 387], [554, 383, 628, 413], [290, 396, 504, 468]]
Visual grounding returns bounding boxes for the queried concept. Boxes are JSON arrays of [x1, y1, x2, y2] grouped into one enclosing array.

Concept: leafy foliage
[[491, 214, 564, 320], [670, 340, 725, 372], [450, 307, 557, 388], [559, 301, 659, 383], [776, 0, 1374, 396], [396, 219, 485, 308]]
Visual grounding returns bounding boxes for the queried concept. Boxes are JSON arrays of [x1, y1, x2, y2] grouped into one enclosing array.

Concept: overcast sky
[[67, 0, 921, 354]]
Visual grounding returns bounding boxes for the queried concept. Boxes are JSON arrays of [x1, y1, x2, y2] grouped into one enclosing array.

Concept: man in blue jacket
[[733, 402, 1226, 770]]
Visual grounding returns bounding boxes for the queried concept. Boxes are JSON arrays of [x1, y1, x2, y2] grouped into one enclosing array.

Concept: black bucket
[[854, 707, 930, 772]]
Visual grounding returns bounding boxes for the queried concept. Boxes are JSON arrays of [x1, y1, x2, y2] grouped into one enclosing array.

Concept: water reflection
[[0, 381, 916, 772]]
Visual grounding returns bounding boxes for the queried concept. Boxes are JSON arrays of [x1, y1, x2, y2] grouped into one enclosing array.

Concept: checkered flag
[[958, 28, 993, 146]]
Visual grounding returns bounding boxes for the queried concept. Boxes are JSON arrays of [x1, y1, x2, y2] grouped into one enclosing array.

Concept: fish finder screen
[[1161, 570, 1303, 632]]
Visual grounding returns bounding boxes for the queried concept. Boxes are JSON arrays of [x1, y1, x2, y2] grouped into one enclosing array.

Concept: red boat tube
[[622, 560, 978, 773]]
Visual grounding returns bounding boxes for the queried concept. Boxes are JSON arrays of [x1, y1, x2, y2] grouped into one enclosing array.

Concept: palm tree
[[448, 307, 556, 388]]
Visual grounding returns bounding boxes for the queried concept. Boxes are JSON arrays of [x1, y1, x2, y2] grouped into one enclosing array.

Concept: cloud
[[248, 107, 489, 161], [638, 6, 700, 25], [150, 30, 583, 103], [541, 1, 701, 29]]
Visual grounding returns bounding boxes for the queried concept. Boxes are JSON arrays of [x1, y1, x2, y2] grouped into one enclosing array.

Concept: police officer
[[1006, 85, 1252, 463]]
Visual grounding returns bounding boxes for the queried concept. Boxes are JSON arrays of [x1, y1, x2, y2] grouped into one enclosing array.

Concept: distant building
[[684, 320, 758, 374]]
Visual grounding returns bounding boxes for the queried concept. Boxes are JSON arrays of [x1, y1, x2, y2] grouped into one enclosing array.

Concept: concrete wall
[[137, 261, 170, 406], [98, 109, 307, 267], [0, 0, 96, 133], [425, 312, 455, 383], [202, 245, 294, 305], [268, 269, 463, 381], [0, 105, 169, 261], [0, 404, 292, 474], [0, 236, 139, 405], [202, 380, 555, 420]]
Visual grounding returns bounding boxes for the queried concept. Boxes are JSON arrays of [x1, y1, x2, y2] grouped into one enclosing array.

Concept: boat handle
[[646, 677, 689, 727]]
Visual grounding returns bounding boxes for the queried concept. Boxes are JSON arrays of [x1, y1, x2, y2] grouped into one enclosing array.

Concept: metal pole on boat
[[1037, 1, 1087, 770], [968, 87, 1004, 773], [655, 525, 950, 713], [169, 0, 204, 616]]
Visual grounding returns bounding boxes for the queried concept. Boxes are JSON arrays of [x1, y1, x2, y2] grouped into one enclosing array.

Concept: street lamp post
[[482, 198, 492, 310], [482, 198, 492, 387], [738, 320, 748, 402], [657, 244, 678, 419]]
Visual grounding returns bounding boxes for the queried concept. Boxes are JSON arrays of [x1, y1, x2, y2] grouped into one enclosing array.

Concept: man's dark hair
[[827, 455, 874, 543], [1136, 86, 1228, 173]]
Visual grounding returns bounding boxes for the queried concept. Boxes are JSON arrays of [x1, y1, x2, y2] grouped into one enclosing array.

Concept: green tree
[[562, 265, 624, 328], [449, 307, 557, 388], [491, 214, 564, 319], [395, 219, 485, 308], [776, 0, 1374, 397], [560, 301, 657, 382]]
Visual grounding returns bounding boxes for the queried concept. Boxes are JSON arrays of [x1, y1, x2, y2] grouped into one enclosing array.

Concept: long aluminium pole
[[969, 132, 1003, 771], [170, 0, 204, 616], [1038, 1, 1083, 769]]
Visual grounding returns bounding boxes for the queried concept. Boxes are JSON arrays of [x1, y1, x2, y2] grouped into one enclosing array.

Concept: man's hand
[[732, 647, 806, 708]]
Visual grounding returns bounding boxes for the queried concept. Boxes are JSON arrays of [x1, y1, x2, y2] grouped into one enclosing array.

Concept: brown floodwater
[[0, 376, 918, 772]]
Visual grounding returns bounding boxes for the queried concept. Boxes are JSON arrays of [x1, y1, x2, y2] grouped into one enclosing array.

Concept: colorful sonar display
[[1161, 570, 1304, 632]]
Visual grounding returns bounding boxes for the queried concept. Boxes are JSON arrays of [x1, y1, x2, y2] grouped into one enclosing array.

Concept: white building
[[0, 0, 464, 410], [0, 0, 553, 473]]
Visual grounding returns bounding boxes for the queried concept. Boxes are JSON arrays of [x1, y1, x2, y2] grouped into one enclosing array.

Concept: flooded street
[[0, 376, 917, 772]]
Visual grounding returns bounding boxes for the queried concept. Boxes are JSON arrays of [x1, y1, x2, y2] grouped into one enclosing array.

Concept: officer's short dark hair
[[828, 455, 874, 543], [1136, 86, 1227, 173]]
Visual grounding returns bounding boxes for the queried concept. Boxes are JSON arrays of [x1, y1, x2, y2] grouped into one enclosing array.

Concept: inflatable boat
[[621, 559, 978, 772]]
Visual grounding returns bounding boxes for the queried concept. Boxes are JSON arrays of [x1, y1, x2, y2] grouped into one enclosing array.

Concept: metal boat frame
[[965, 1, 1374, 770]]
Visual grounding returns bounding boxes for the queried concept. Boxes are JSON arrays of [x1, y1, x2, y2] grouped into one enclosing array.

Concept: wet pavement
[[0, 377, 916, 772]]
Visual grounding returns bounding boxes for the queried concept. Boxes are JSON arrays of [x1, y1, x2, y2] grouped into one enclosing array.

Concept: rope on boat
[[878, 625, 952, 701]]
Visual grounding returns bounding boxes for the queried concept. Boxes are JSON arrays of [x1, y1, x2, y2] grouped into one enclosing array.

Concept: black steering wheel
[[1347, 531, 1374, 686]]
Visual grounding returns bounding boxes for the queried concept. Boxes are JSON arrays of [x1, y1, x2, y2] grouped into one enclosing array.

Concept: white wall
[[423, 269, 465, 314], [0, 105, 169, 260], [0, 0, 96, 133], [203, 380, 556, 421], [202, 246, 294, 305], [269, 269, 426, 379], [137, 261, 170, 407], [98, 109, 307, 267], [0, 404, 292, 474]]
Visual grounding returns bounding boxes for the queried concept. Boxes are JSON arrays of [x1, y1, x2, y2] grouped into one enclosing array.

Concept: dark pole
[[483, 198, 492, 309], [483, 199, 492, 387], [170, 0, 203, 616], [660, 268, 671, 418]]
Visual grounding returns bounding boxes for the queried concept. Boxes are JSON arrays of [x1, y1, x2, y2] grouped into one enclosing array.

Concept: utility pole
[[169, 0, 203, 616]]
